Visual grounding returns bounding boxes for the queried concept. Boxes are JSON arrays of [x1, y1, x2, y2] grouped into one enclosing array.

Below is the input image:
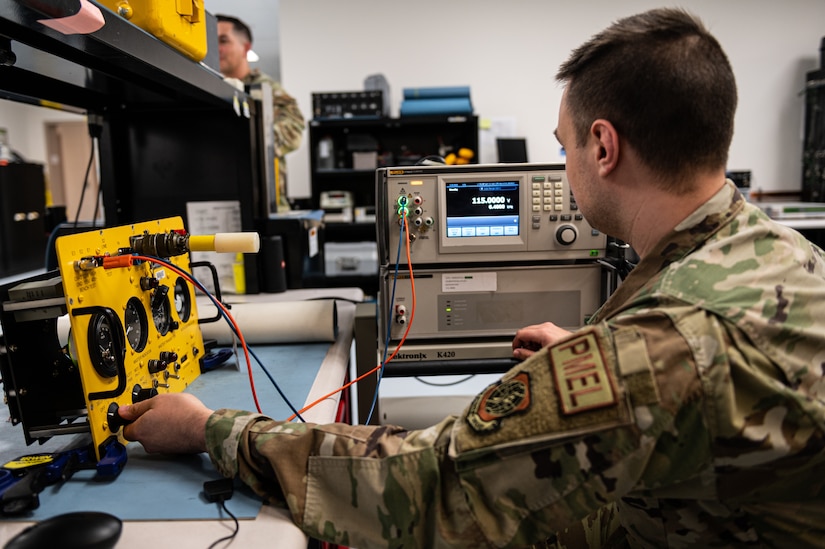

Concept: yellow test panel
[[55, 217, 205, 460]]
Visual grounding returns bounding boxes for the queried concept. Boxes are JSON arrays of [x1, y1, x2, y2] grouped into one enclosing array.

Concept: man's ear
[[590, 119, 619, 176]]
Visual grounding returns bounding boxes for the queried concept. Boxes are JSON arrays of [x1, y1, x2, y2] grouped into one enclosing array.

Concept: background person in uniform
[[217, 14, 305, 211], [121, 8, 825, 548]]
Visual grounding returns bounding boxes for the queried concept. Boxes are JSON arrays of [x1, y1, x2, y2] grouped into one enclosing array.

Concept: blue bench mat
[[0, 342, 330, 522]]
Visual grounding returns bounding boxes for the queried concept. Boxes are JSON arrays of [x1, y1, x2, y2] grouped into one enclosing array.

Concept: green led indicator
[[445, 307, 452, 312], [589, 249, 599, 257]]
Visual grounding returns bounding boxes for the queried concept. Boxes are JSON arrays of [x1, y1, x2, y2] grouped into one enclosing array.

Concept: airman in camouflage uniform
[[243, 68, 305, 160], [217, 15, 305, 210], [244, 68, 305, 211], [201, 181, 825, 548], [122, 8, 825, 548]]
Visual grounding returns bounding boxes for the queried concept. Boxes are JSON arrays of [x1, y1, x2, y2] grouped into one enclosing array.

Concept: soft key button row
[[531, 175, 565, 212]]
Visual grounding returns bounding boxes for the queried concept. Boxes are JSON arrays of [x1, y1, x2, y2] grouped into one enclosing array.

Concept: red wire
[[286, 215, 417, 421], [131, 255, 263, 414], [126, 221, 417, 422]]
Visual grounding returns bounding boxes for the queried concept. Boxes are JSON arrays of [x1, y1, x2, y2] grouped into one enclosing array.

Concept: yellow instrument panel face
[[55, 217, 204, 460]]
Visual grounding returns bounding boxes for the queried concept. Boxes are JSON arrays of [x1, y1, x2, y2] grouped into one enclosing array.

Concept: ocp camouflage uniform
[[243, 68, 305, 158], [206, 180, 825, 548], [243, 69, 305, 210]]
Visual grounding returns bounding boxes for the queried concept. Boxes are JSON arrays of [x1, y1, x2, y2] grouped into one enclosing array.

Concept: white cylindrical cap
[[213, 232, 261, 253]]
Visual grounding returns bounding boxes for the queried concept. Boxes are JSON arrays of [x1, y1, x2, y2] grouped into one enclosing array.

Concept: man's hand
[[119, 393, 213, 455], [512, 322, 573, 360]]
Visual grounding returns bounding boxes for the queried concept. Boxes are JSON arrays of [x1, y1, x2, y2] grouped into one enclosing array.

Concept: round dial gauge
[[152, 292, 172, 336], [174, 278, 191, 323], [87, 312, 121, 378], [124, 297, 148, 352]]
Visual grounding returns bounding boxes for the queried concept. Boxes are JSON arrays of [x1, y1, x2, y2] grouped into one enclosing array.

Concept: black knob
[[556, 225, 578, 245], [159, 351, 178, 363], [147, 359, 168, 374], [132, 384, 158, 403], [107, 402, 132, 432]]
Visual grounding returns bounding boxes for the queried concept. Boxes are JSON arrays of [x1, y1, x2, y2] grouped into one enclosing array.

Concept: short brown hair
[[216, 14, 253, 44], [557, 8, 737, 189]]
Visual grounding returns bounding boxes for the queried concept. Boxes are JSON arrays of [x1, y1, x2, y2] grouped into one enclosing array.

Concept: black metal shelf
[[307, 114, 479, 295], [0, 0, 241, 110], [313, 168, 377, 177], [309, 114, 476, 128], [308, 114, 479, 209], [0, 0, 269, 293]]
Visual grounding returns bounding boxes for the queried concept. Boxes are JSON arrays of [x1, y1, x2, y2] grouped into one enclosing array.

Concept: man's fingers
[[118, 399, 151, 421], [513, 348, 536, 361]]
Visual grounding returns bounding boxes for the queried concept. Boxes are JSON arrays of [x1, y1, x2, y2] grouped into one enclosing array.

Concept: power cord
[[204, 479, 239, 548]]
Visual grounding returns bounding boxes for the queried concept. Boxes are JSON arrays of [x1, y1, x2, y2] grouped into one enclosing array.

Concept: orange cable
[[286, 215, 417, 421], [133, 255, 263, 414]]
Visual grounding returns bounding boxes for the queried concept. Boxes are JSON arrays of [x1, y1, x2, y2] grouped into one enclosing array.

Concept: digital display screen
[[445, 181, 519, 238]]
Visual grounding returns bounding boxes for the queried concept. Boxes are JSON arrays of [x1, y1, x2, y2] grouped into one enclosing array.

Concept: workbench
[[0, 292, 359, 548]]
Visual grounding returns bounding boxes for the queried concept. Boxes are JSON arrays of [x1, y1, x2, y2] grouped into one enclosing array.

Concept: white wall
[[0, 100, 82, 164], [2, 1, 822, 201], [280, 0, 825, 199]]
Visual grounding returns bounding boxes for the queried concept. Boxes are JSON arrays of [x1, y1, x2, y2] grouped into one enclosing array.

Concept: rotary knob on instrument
[[556, 225, 578, 245], [147, 359, 168, 374], [107, 402, 133, 432], [132, 383, 158, 403]]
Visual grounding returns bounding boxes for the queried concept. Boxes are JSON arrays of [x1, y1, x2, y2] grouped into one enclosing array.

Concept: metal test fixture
[[376, 163, 612, 371], [0, 218, 258, 503]]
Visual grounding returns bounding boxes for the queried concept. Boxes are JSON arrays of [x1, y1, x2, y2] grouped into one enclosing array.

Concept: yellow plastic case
[[100, 0, 208, 61]]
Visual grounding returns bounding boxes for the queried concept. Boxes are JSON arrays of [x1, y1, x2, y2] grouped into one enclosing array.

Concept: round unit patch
[[467, 372, 531, 433]]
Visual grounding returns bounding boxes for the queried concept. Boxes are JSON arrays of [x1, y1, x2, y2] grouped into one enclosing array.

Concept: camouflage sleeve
[[270, 83, 305, 158], [449, 314, 709, 548], [204, 314, 709, 548], [206, 412, 491, 546]]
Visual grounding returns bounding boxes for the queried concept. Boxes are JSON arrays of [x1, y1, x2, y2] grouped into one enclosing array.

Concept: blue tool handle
[[96, 440, 128, 478], [0, 472, 41, 515]]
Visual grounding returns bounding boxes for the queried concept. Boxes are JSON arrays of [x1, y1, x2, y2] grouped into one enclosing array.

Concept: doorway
[[44, 120, 102, 224]]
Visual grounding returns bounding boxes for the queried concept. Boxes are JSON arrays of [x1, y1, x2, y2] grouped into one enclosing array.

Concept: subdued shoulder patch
[[466, 372, 531, 433], [550, 332, 617, 415]]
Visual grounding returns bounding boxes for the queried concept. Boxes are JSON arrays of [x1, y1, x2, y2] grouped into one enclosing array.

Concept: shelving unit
[[0, 163, 47, 277], [308, 115, 479, 210], [0, 0, 269, 291], [306, 114, 479, 295]]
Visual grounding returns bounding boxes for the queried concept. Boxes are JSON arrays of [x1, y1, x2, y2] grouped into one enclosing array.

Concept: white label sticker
[[442, 272, 497, 292], [185, 200, 242, 294], [308, 227, 319, 257]]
